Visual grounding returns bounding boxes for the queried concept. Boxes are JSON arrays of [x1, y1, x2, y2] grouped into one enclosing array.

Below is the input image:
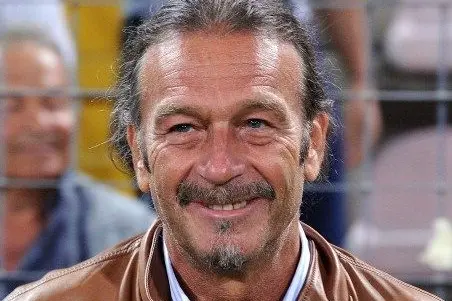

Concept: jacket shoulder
[[335, 246, 444, 301], [76, 174, 154, 224], [72, 173, 156, 255], [4, 236, 143, 301], [302, 224, 444, 301]]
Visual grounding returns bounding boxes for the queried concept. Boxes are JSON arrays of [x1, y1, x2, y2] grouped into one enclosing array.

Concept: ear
[[303, 112, 329, 181], [127, 125, 151, 193]]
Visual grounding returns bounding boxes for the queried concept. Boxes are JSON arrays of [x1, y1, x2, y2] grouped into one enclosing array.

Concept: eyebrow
[[152, 102, 205, 126], [151, 92, 293, 126], [238, 94, 292, 124]]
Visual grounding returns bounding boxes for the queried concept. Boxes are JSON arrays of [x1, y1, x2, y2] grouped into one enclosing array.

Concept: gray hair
[[111, 0, 333, 173], [0, 26, 73, 84]]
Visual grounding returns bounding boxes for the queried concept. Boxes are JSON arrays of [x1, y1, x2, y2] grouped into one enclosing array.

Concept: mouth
[[206, 200, 248, 211], [178, 181, 275, 205], [12, 142, 58, 153], [186, 197, 266, 222]]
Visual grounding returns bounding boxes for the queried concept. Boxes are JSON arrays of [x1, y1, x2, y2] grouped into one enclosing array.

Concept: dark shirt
[[0, 172, 154, 298]]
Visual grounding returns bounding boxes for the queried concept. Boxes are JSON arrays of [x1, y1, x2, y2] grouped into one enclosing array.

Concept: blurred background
[[0, 0, 451, 299]]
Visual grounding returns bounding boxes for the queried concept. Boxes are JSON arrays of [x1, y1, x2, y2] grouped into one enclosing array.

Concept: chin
[[189, 235, 277, 278], [183, 224, 273, 275], [203, 243, 249, 277]]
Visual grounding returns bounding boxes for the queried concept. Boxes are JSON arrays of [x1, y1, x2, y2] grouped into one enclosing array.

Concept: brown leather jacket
[[5, 221, 443, 301]]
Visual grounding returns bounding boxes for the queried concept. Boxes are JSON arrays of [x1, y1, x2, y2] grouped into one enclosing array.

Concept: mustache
[[177, 181, 276, 207]]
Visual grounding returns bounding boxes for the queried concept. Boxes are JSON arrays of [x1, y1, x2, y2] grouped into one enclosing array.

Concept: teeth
[[208, 201, 247, 211], [233, 201, 247, 210], [212, 205, 222, 211], [223, 204, 233, 211]]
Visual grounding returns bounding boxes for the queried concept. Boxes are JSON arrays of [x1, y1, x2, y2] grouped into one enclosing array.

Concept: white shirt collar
[[163, 223, 311, 301]]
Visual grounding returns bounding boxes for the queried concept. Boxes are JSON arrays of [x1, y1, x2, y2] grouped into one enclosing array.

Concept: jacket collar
[[120, 220, 438, 301], [137, 221, 334, 301], [138, 221, 171, 301], [299, 225, 350, 300]]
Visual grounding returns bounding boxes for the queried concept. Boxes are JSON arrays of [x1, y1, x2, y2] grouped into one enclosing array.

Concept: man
[[0, 28, 155, 298], [6, 1, 442, 300], [121, 0, 382, 246]]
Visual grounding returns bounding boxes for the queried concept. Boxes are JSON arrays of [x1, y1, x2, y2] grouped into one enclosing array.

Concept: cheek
[[53, 111, 75, 139], [44, 112, 75, 154], [146, 138, 167, 172], [148, 147, 195, 220], [270, 157, 302, 200], [4, 115, 25, 140], [247, 138, 303, 196], [4, 124, 17, 143], [147, 143, 197, 197]]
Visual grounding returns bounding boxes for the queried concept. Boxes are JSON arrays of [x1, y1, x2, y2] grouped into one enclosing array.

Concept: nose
[[21, 98, 48, 130], [196, 125, 245, 185]]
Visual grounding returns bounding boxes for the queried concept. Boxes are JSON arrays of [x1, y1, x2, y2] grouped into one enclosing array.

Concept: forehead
[[138, 31, 304, 106], [4, 41, 66, 87]]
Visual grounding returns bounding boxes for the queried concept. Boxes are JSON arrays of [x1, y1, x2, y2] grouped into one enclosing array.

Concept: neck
[[1, 188, 53, 270], [167, 220, 301, 301]]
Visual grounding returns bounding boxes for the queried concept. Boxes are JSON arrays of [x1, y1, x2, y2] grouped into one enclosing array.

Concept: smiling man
[[130, 31, 319, 282], [0, 28, 154, 298], [5, 1, 443, 301]]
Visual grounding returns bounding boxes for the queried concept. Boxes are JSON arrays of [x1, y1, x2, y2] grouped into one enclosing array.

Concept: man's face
[[3, 41, 73, 178], [129, 31, 327, 274]]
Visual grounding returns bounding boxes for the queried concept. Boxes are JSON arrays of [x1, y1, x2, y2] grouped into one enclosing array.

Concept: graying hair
[[111, 0, 333, 173], [0, 26, 73, 84]]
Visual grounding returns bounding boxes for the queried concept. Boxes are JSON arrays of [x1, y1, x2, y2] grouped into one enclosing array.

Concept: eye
[[239, 117, 274, 145], [42, 96, 70, 111], [42, 97, 57, 110], [163, 121, 203, 147], [246, 118, 267, 129], [5, 97, 24, 113], [169, 123, 194, 133]]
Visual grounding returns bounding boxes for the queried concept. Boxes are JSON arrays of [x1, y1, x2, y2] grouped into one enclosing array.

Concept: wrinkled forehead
[[145, 31, 280, 66], [137, 30, 304, 102]]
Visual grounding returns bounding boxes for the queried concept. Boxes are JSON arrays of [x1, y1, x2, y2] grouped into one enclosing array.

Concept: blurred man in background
[[0, 28, 155, 298]]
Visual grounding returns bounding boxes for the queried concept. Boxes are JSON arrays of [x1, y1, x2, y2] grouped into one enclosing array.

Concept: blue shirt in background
[[0, 172, 155, 298]]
